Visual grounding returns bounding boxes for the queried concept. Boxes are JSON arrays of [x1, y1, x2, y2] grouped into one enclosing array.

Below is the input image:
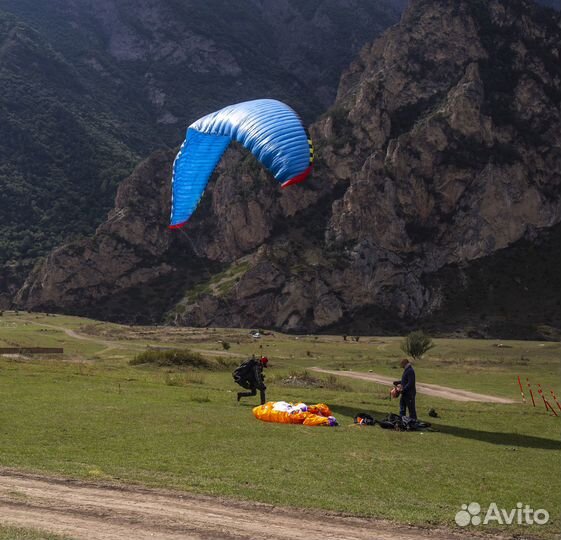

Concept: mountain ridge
[[13, 0, 561, 338]]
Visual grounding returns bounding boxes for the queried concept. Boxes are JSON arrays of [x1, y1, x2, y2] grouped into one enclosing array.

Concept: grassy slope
[[0, 312, 559, 538]]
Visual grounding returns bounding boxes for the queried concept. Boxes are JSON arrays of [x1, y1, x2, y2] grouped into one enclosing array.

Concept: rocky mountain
[[0, 0, 404, 304], [15, 0, 561, 339]]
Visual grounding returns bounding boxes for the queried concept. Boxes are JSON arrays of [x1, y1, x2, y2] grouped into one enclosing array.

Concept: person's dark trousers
[[399, 392, 417, 420], [237, 387, 266, 405]]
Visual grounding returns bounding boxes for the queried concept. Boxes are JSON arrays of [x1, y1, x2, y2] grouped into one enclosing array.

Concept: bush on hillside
[[400, 331, 435, 361]]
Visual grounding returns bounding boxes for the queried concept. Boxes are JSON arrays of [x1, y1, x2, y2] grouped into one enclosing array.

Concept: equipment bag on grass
[[379, 414, 432, 431], [354, 413, 375, 425]]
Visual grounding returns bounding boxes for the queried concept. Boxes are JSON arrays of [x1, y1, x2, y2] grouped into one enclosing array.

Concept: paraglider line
[[175, 225, 201, 259], [173, 225, 237, 317]]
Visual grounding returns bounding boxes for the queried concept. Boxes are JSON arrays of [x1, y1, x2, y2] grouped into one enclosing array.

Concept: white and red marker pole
[[551, 390, 561, 412], [517, 376, 526, 403]]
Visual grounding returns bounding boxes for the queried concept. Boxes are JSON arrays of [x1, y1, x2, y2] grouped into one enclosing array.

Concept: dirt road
[[0, 470, 474, 540], [21, 319, 129, 349], [21, 318, 249, 358], [310, 368, 514, 404]]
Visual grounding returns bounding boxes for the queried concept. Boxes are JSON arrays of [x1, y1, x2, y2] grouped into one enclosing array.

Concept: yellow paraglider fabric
[[252, 401, 335, 426]]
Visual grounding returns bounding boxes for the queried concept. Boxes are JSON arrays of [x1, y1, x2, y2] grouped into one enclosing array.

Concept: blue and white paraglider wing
[[169, 99, 314, 229]]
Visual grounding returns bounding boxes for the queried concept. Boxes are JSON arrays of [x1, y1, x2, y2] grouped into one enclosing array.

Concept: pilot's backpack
[[232, 360, 254, 389]]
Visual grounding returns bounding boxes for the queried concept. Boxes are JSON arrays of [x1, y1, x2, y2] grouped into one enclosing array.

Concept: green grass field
[[0, 526, 71, 540], [0, 312, 559, 538]]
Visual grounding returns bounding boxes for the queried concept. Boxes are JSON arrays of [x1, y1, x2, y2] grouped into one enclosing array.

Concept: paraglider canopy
[[169, 99, 314, 229]]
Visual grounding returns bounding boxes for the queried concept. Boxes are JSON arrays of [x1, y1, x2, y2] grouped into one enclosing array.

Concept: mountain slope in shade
[[0, 11, 139, 281], [15, 0, 561, 338], [536, 0, 560, 9]]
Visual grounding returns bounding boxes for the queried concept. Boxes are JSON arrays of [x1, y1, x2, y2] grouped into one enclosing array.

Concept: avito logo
[[455, 502, 549, 527]]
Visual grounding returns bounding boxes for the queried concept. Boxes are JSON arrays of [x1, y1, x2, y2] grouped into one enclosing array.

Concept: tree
[[400, 331, 435, 361]]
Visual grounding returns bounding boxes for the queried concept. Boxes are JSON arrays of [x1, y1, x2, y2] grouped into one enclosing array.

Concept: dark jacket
[[233, 358, 266, 390], [400, 363, 416, 396], [251, 360, 266, 390]]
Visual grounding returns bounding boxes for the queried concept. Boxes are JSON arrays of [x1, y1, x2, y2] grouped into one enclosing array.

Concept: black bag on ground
[[379, 414, 432, 431], [354, 413, 375, 426], [379, 413, 406, 430], [401, 416, 417, 430], [379, 419, 403, 430]]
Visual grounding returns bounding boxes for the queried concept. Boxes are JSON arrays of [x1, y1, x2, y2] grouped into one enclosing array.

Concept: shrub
[[273, 370, 321, 388], [400, 331, 435, 361], [273, 371, 352, 392], [222, 341, 231, 350]]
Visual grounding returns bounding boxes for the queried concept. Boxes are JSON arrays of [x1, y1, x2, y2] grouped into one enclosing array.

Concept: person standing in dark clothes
[[234, 355, 268, 404], [394, 358, 417, 419]]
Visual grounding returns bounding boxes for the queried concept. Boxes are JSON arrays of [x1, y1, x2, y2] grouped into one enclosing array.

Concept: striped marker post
[[527, 379, 536, 407], [517, 376, 526, 403], [537, 384, 548, 412], [546, 400, 559, 417], [542, 396, 558, 417], [551, 390, 561, 412], [536, 384, 558, 416]]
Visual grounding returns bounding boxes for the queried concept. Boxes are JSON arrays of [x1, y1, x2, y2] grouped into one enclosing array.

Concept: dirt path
[[310, 368, 514, 404], [22, 318, 249, 358], [0, 470, 475, 540], [22, 319, 130, 350]]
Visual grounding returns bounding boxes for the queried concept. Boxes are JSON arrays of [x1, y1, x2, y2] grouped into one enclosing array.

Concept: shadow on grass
[[434, 424, 561, 451], [329, 404, 561, 450], [330, 403, 391, 423]]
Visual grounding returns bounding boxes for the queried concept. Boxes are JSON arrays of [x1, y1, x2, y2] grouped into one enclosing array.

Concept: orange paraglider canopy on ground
[[253, 401, 337, 426]]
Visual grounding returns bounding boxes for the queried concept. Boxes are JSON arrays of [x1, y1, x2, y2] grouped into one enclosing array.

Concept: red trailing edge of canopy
[[281, 165, 313, 189], [168, 221, 188, 230]]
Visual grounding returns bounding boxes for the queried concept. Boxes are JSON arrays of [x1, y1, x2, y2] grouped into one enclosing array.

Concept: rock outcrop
[[15, 151, 186, 322], [16, 0, 561, 337]]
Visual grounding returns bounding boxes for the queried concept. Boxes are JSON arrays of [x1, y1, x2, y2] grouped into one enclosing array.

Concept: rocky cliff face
[[13, 150, 199, 322], [16, 0, 561, 337]]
